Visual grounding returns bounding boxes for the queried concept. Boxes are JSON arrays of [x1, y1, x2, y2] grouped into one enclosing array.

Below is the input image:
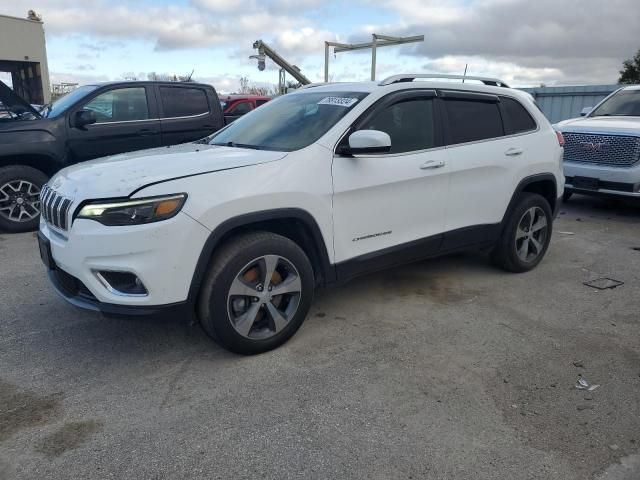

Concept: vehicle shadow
[[561, 193, 640, 221]]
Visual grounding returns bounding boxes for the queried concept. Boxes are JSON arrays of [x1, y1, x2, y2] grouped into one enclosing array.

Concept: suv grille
[[40, 184, 73, 230], [563, 132, 640, 168]]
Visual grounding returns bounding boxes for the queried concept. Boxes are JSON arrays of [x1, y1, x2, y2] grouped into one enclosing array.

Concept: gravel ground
[[0, 194, 639, 480]]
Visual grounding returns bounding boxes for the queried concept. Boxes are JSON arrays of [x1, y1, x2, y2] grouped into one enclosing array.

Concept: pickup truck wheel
[[491, 193, 552, 273], [0, 166, 48, 233], [198, 231, 314, 355]]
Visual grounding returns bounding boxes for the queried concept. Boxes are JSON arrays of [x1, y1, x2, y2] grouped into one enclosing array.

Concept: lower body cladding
[[564, 161, 640, 198], [38, 212, 211, 315]]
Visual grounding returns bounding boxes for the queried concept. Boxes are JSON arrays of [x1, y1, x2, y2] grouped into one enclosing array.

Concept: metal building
[[520, 84, 619, 124], [0, 12, 51, 104]]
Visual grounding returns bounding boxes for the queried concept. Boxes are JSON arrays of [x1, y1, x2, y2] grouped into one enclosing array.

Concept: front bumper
[[47, 265, 190, 316], [564, 161, 640, 198], [39, 211, 211, 314]]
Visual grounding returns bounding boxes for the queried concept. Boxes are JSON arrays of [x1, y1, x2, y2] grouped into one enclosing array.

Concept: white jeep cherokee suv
[[38, 74, 564, 354], [555, 85, 640, 200]]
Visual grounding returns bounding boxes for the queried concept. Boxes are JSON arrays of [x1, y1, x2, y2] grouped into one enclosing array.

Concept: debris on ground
[[583, 277, 624, 290], [558, 231, 575, 235], [577, 405, 594, 411], [576, 378, 600, 391], [573, 361, 585, 368]]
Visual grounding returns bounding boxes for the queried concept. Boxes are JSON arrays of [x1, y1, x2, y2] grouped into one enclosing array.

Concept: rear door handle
[[505, 148, 523, 156], [420, 160, 446, 170]]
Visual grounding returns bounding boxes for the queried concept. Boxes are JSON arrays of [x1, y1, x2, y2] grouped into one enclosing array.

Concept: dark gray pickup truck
[[0, 80, 225, 232]]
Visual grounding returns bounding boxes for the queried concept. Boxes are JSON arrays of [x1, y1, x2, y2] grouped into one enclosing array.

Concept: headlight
[[77, 194, 187, 226]]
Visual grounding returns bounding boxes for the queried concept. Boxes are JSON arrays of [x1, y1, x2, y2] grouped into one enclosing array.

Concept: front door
[[332, 91, 449, 275], [67, 86, 161, 162], [224, 100, 253, 124]]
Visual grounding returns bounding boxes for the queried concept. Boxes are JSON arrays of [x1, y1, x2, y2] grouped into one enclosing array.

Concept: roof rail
[[297, 82, 332, 90], [379, 74, 510, 88]]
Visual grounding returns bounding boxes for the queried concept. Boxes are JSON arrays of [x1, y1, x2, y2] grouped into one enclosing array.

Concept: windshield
[[209, 91, 368, 151], [46, 85, 99, 118], [590, 89, 640, 117]]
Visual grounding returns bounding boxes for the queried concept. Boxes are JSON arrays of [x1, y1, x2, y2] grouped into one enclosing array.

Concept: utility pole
[[324, 33, 424, 82]]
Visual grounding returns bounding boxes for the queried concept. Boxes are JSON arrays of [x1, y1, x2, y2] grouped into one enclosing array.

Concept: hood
[[0, 81, 42, 118], [554, 115, 640, 136], [50, 143, 287, 200]]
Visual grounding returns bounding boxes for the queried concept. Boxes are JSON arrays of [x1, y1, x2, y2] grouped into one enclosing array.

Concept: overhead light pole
[[324, 33, 424, 82]]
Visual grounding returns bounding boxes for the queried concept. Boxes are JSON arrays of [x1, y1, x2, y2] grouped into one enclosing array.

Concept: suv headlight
[[77, 194, 187, 226]]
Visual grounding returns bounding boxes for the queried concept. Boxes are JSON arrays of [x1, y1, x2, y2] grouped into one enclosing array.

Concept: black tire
[[562, 190, 573, 202], [491, 193, 553, 273], [0, 165, 48, 233], [197, 231, 314, 355]]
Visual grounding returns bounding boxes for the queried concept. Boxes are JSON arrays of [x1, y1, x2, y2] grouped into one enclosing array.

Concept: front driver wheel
[[491, 193, 553, 273], [0, 166, 48, 233], [198, 231, 314, 355]]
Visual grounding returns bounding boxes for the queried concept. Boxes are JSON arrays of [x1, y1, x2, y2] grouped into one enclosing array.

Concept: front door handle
[[420, 160, 446, 170], [505, 148, 523, 156], [139, 129, 157, 136]]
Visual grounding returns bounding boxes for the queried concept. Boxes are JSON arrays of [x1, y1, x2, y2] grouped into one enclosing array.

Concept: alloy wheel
[[0, 180, 41, 223], [227, 255, 302, 339], [515, 206, 548, 263]]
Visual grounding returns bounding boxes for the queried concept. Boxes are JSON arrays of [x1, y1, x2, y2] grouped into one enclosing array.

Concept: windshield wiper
[[210, 141, 263, 150]]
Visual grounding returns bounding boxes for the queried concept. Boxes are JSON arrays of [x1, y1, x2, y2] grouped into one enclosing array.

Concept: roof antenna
[[462, 64, 468, 83]]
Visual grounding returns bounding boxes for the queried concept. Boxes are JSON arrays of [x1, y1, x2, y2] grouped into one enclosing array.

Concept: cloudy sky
[[1, 0, 638, 92]]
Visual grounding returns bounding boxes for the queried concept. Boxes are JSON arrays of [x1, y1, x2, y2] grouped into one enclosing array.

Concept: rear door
[[332, 90, 449, 271], [66, 85, 161, 162], [158, 85, 216, 145], [441, 91, 536, 247]]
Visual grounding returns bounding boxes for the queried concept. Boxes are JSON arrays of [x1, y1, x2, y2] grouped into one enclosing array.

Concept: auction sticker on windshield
[[318, 97, 359, 107]]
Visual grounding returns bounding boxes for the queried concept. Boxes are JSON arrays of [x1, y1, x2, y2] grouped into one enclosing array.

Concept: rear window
[[501, 96, 536, 134], [160, 87, 208, 118], [444, 98, 504, 145]]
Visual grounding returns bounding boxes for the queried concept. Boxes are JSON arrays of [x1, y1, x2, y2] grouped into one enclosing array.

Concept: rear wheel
[[491, 193, 553, 273], [0, 166, 48, 233], [198, 231, 314, 355]]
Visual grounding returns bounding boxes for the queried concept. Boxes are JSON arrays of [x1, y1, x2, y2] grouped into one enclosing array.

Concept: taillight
[[556, 131, 565, 147]]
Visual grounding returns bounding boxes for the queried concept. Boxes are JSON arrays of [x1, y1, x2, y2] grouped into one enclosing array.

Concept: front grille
[[563, 132, 640, 168], [40, 184, 73, 230]]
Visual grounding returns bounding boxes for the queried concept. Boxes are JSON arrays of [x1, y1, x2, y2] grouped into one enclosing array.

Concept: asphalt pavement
[[1, 194, 639, 480]]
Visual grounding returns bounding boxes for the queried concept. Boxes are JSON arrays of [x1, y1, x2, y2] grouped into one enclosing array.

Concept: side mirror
[[580, 107, 593, 117], [72, 109, 97, 129], [343, 130, 391, 155]]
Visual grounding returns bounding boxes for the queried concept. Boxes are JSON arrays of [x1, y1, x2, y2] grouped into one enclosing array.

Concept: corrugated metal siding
[[519, 84, 619, 124]]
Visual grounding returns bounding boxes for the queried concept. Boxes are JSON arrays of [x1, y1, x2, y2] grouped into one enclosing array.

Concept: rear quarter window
[[501, 96, 537, 134], [160, 87, 209, 118]]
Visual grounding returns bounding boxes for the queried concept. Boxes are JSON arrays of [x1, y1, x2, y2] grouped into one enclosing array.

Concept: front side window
[[160, 87, 208, 118], [228, 101, 252, 115], [590, 89, 640, 117], [359, 98, 436, 154], [83, 87, 149, 123], [256, 99, 269, 107], [444, 98, 504, 145], [501, 96, 536, 134], [47, 85, 99, 118], [209, 91, 368, 151]]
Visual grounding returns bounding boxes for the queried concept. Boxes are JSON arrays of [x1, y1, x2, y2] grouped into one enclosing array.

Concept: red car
[[220, 95, 271, 123]]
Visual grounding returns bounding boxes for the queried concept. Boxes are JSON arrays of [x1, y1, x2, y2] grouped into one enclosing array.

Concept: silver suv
[[554, 85, 640, 201]]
